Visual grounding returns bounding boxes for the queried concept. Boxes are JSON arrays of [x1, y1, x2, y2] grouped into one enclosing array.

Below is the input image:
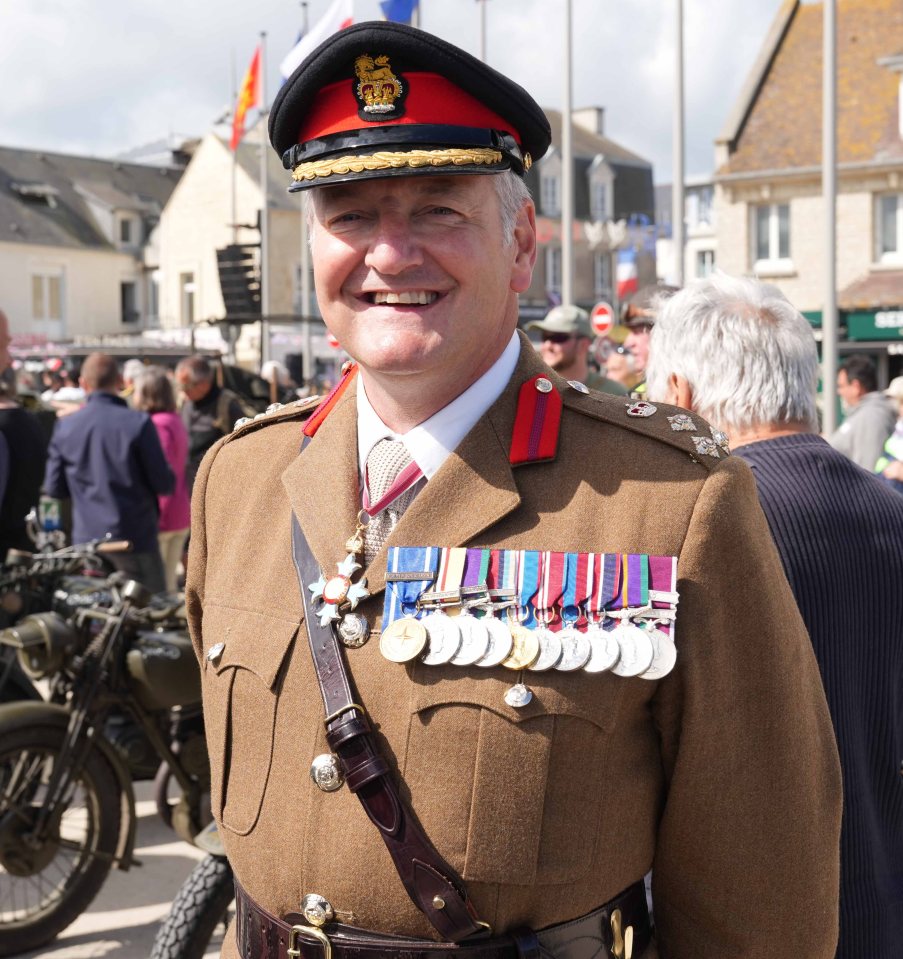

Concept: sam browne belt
[[247, 438, 652, 959], [234, 879, 652, 959]]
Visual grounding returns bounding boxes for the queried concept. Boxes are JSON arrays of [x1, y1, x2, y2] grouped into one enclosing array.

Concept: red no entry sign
[[590, 301, 615, 336]]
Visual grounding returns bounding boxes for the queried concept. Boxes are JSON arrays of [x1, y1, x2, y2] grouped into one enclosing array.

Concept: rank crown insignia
[[354, 53, 403, 114]]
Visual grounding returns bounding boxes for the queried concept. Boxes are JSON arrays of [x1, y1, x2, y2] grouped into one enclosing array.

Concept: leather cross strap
[[290, 506, 486, 942]]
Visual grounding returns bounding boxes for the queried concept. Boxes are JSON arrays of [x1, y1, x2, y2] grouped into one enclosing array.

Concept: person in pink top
[[133, 366, 191, 592]]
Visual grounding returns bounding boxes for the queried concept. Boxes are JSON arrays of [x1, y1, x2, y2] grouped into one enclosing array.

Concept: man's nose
[[364, 216, 423, 275]]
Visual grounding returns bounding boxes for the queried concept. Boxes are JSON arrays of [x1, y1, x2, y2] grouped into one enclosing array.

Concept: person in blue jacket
[[43, 352, 174, 592]]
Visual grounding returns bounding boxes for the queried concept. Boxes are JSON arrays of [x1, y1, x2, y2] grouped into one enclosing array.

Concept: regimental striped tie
[[362, 438, 420, 565]]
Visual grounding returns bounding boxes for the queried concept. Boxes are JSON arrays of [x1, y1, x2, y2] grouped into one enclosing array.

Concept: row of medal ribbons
[[380, 547, 679, 681]]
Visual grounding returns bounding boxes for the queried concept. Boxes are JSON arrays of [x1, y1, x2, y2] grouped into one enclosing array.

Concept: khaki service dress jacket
[[187, 337, 842, 959]]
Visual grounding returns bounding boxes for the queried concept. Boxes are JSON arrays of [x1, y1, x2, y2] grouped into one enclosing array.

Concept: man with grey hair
[[647, 271, 903, 959]]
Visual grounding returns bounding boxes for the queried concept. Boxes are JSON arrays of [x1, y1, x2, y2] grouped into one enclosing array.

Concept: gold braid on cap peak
[[291, 147, 504, 182]]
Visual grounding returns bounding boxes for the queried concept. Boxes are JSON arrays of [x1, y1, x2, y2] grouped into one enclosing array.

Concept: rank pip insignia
[[354, 53, 406, 119]]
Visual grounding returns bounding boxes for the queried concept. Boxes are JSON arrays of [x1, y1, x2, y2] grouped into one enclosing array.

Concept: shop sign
[[847, 309, 903, 341]]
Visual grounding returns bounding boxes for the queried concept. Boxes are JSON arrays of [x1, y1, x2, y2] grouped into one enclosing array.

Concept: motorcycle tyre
[[0, 724, 122, 957], [150, 854, 235, 959]]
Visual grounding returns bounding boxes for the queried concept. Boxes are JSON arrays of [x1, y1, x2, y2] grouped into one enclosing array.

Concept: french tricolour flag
[[616, 248, 639, 300], [280, 0, 354, 81]]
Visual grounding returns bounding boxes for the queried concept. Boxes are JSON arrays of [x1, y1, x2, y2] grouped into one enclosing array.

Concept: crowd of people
[[0, 334, 264, 594], [1, 21, 902, 952]]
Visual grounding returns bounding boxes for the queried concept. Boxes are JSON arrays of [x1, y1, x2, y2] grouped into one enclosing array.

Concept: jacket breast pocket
[[403, 667, 627, 888], [201, 604, 299, 836]]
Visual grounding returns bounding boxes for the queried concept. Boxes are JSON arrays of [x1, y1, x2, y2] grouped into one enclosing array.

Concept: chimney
[[572, 107, 604, 137]]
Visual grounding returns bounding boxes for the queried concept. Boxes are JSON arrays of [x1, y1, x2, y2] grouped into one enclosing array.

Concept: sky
[[0, 0, 784, 183]]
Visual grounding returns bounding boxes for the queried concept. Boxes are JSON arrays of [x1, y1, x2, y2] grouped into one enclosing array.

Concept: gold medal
[[380, 616, 428, 663], [501, 623, 540, 670]]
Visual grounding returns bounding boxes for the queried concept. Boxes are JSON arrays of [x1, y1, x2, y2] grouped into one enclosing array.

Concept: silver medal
[[555, 626, 592, 671], [504, 682, 533, 708], [583, 625, 621, 673], [450, 613, 490, 666], [528, 626, 563, 671], [420, 611, 462, 665], [639, 628, 677, 680], [475, 617, 514, 667], [610, 621, 655, 677], [337, 613, 370, 648]]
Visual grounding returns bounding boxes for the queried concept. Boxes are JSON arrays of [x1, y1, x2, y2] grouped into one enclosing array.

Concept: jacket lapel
[[280, 386, 361, 576], [365, 335, 552, 596], [281, 334, 558, 598]]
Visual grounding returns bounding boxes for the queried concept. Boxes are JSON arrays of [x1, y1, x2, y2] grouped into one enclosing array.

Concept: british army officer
[[186, 22, 841, 959]]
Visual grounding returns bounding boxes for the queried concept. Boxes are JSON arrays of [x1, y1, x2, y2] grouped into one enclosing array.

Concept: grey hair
[[645, 272, 819, 433], [306, 170, 531, 248]]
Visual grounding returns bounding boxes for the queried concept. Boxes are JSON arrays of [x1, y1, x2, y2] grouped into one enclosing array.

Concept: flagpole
[[299, 2, 314, 388], [259, 30, 270, 369], [478, 0, 488, 62], [822, 0, 838, 434], [231, 49, 238, 244], [561, 0, 574, 307], [672, 0, 685, 287]]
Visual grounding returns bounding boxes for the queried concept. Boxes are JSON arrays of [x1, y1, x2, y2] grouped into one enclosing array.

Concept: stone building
[[0, 145, 183, 345], [714, 0, 903, 380]]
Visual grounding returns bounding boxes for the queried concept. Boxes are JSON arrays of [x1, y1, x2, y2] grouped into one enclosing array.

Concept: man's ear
[[510, 201, 537, 294], [666, 373, 695, 411]]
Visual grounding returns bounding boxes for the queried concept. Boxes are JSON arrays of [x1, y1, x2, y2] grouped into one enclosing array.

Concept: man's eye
[[429, 206, 456, 216]]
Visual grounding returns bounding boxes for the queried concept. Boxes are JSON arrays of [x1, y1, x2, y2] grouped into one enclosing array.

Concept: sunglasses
[[541, 332, 575, 344]]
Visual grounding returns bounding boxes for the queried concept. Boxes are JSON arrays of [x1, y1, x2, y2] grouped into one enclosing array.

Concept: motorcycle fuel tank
[[126, 630, 201, 711]]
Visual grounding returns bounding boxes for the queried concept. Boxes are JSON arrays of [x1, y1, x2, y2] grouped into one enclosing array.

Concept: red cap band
[[297, 72, 522, 145]]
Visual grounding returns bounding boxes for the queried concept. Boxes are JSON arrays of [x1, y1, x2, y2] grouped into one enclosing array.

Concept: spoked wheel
[[0, 724, 121, 956]]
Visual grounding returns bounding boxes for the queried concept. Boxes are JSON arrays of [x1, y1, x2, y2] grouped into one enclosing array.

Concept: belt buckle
[[288, 924, 332, 959]]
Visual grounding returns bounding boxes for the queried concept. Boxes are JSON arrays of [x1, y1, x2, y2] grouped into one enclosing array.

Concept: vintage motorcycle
[[0, 574, 209, 957], [0, 535, 124, 703]]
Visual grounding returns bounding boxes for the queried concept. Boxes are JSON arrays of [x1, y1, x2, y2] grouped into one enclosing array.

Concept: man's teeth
[[372, 291, 438, 305]]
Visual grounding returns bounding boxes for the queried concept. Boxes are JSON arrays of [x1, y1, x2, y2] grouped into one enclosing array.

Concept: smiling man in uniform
[[186, 21, 841, 959]]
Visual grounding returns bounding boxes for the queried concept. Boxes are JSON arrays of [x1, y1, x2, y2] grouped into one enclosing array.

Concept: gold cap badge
[[354, 54, 406, 120]]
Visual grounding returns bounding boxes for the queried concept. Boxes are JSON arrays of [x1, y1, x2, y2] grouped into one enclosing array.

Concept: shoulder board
[[558, 379, 730, 469], [223, 395, 322, 444]]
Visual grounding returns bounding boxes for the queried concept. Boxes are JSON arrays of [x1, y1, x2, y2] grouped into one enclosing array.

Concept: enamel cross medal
[[308, 517, 371, 637]]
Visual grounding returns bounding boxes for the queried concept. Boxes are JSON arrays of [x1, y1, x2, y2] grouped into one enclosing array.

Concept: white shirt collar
[[356, 331, 521, 480]]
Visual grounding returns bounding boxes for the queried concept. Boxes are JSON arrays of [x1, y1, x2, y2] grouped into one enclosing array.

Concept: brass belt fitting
[[610, 909, 633, 959], [288, 924, 332, 959]]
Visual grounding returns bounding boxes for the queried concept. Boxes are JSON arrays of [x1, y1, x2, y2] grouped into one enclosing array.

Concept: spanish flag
[[231, 46, 261, 151]]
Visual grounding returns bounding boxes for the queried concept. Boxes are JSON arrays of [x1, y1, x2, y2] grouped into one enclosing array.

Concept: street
[[18, 782, 228, 959]]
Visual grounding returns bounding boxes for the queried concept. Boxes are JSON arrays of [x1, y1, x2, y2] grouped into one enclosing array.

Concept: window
[[591, 181, 608, 222], [696, 249, 715, 278], [541, 173, 560, 217], [32, 272, 63, 322], [180, 272, 196, 326], [119, 218, 133, 244], [147, 271, 160, 327], [753, 203, 790, 266], [593, 252, 611, 298], [877, 194, 903, 262], [545, 247, 562, 296], [120, 281, 138, 324]]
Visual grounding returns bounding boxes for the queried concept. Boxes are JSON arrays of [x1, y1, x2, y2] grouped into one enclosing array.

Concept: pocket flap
[[409, 663, 623, 733], [203, 604, 300, 688]]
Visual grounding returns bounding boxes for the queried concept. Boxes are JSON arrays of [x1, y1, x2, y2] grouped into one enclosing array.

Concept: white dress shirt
[[356, 331, 521, 482]]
